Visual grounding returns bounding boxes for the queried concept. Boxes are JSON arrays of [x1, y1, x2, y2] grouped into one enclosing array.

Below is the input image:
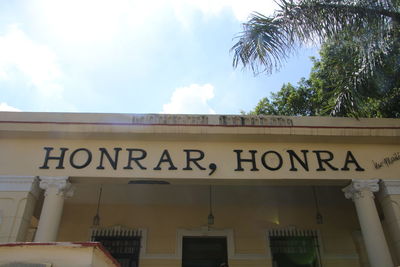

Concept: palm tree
[[231, 0, 400, 116]]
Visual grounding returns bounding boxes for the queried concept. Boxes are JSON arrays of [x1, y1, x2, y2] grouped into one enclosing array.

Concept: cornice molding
[[0, 176, 40, 197], [379, 180, 400, 196]]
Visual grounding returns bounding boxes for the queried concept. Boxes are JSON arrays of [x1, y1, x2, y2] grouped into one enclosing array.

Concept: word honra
[[233, 150, 364, 172], [39, 147, 365, 172]]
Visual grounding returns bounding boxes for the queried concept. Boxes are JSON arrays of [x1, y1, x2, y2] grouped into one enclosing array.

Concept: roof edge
[[1, 111, 399, 128]]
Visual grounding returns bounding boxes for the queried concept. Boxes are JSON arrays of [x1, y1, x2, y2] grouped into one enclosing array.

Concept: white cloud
[[0, 102, 21, 112], [170, 0, 277, 28], [34, 0, 127, 45], [0, 24, 64, 100], [176, 0, 277, 21], [32, 0, 276, 43], [162, 84, 216, 114]]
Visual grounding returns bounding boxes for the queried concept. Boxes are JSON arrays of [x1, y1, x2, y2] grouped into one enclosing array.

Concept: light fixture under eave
[[312, 186, 323, 225], [92, 185, 103, 227], [208, 185, 214, 226]]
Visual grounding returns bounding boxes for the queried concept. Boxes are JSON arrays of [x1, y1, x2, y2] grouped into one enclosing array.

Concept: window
[[268, 229, 322, 267], [91, 226, 141, 267]]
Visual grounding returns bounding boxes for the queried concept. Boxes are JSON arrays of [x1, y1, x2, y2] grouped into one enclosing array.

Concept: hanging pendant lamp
[[208, 185, 214, 226], [312, 186, 323, 224], [92, 185, 103, 227]]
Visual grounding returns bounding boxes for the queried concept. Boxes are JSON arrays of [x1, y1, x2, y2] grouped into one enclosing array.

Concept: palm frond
[[232, 0, 400, 117], [232, 0, 400, 75], [231, 14, 294, 74]]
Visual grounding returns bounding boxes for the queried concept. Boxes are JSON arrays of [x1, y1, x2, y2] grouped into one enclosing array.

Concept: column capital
[[343, 179, 380, 200], [39, 176, 74, 198]]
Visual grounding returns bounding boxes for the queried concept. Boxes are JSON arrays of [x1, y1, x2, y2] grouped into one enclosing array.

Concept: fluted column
[[34, 176, 73, 242], [343, 179, 393, 267]]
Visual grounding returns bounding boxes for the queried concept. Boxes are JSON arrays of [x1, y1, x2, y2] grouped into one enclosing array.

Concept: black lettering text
[[97, 148, 122, 170], [70, 148, 92, 169], [261, 151, 283, 171], [313, 150, 338, 171], [39, 147, 68, 169], [153, 150, 178, 170], [124, 148, 147, 170], [342, 151, 365, 171], [234, 150, 259, 171], [287, 150, 309, 171], [183, 149, 206, 170]]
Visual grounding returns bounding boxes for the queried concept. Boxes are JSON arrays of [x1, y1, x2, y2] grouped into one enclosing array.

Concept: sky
[[0, 0, 318, 115]]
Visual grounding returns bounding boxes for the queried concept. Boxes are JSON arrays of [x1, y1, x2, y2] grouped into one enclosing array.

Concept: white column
[[343, 179, 394, 267], [379, 180, 400, 265], [34, 176, 73, 242]]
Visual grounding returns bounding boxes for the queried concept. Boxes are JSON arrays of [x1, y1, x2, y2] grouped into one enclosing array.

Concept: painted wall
[[0, 177, 39, 243]]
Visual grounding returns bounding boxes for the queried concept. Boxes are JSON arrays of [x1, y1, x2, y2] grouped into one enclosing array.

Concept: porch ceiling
[[65, 182, 347, 206]]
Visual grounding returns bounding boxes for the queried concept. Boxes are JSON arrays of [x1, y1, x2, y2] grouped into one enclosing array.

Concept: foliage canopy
[[232, 0, 400, 117], [248, 42, 400, 117]]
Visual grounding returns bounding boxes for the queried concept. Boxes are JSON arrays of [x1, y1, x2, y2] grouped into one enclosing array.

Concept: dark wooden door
[[182, 237, 228, 267]]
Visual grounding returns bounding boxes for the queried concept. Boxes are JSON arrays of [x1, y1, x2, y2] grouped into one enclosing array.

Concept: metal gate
[[91, 226, 142, 267], [268, 228, 322, 267]]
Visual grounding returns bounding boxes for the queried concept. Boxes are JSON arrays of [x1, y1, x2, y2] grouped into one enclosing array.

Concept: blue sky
[[0, 0, 318, 114]]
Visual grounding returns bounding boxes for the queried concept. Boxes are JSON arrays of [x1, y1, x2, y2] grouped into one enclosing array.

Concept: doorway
[[182, 236, 228, 267]]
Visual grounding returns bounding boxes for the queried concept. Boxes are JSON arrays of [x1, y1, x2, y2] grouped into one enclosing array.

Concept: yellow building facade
[[0, 112, 399, 267]]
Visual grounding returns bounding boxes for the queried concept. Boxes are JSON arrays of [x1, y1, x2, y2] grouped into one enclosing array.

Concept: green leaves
[[248, 40, 400, 118], [231, 13, 292, 74], [233, 0, 400, 117], [249, 79, 329, 117]]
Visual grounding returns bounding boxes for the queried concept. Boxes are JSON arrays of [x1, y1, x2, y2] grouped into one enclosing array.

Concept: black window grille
[[91, 227, 141, 267], [269, 229, 322, 267]]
